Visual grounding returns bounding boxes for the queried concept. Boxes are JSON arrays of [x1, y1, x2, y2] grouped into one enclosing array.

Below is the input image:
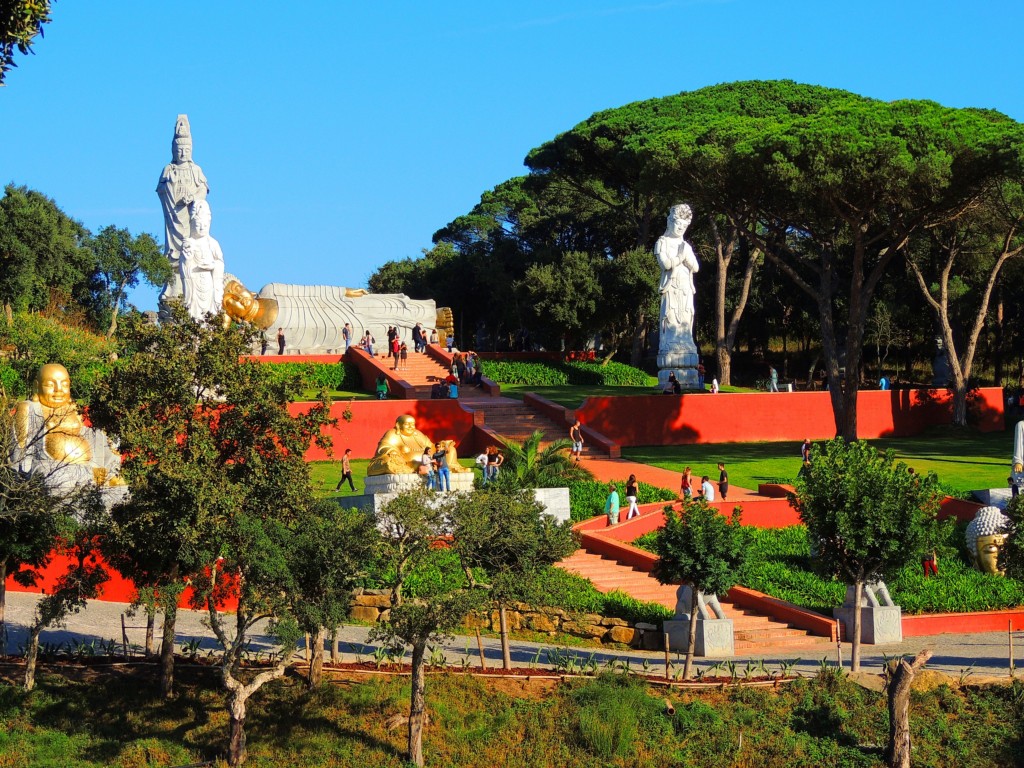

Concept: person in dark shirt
[[718, 462, 729, 501]]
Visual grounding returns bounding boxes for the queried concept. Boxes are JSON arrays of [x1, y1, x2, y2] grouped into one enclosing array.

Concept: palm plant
[[492, 430, 593, 489]]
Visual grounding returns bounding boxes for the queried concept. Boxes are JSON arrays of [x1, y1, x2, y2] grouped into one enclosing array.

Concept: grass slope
[[2, 669, 1022, 767]]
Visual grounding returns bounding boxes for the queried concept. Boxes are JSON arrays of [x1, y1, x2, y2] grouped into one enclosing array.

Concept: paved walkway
[[3, 592, 1019, 682]]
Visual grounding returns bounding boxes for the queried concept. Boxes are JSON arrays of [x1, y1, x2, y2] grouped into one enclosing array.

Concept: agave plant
[[493, 430, 594, 489]]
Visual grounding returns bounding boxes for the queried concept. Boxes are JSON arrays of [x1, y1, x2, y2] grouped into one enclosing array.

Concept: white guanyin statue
[[655, 204, 700, 389], [180, 200, 225, 320], [156, 114, 209, 313]]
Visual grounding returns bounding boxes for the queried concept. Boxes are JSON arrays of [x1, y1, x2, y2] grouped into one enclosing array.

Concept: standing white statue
[[180, 200, 225, 320], [655, 204, 700, 389], [157, 114, 209, 313]]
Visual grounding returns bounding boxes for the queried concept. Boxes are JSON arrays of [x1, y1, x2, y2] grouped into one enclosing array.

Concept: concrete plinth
[[664, 617, 735, 657], [364, 471, 474, 496], [834, 605, 903, 645]]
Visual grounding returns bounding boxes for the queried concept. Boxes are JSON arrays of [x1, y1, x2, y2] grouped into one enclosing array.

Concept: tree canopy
[[0, 0, 51, 84]]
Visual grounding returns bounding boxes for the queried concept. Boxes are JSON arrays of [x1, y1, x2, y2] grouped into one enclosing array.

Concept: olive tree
[[652, 499, 747, 680], [790, 439, 940, 672]]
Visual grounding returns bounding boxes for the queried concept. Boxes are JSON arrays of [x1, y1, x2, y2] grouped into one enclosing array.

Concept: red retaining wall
[[290, 399, 481, 462], [903, 609, 1024, 636], [575, 387, 1005, 446]]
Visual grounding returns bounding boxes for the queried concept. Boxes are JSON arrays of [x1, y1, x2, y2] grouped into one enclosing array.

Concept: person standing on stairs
[[399, 342, 408, 371], [569, 419, 584, 463]]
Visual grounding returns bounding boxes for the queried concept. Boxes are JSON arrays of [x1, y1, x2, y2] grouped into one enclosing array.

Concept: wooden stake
[[836, 619, 843, 669], [664, 632, 671, 680], [475, 628, 486, 670], [121, 614, 131, 658], [1010, 620, 1015, 678]]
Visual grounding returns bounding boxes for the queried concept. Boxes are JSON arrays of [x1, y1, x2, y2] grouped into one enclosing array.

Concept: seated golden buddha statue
[[12, 363, 126, 492], [367, 415, 436, 476]]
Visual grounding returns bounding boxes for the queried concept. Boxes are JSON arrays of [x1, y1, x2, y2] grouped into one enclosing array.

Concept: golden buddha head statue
[[34, 363, 73, 409], [396, 415, 418, 436], [965, 506, 1009, 576], [222, 275, 277, 329]]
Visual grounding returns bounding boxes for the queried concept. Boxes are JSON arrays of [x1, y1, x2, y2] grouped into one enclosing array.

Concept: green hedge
[[480, 359, 652, 387], [262, 361, 359, 392], [637, 523, 1024, 616], [570, 480, 677, 523]]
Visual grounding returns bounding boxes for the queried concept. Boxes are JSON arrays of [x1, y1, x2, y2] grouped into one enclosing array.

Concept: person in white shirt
[[700, 475, 715, 502]]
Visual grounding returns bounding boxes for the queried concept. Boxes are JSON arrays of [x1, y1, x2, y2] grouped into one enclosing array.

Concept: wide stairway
[[558, 550, 831, 653]]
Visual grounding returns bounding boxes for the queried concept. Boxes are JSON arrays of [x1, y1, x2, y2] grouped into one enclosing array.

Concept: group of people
[[475, 445, 505, 484], [418, 444, 458, 492], [603, 474, 642, 526], [431, 351, 483, 399], [344, 321, 442, 359], [678, 463, 729, 502]]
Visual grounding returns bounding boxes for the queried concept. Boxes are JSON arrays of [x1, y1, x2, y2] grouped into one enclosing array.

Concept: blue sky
[[2, 0, 1023, 311]]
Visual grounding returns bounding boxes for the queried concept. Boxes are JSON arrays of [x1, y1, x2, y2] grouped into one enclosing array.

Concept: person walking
[[625, 474, 640, 520], [432, 443, 452, 492], [277, 327, 286, 355], [801, 438, 812, 464], [412, 322, 424, 353], [680, 466, 692, 499], [604, 483, 620, 526], [342, 322, 352, 351], [363, 330, 375, 356], [699, 475, 715, 502], [717, 462, 729, 501], [569, 419, 584, 463], [769, 365, 780, 392], [260, 332, 269, 356], [335, 448, 357, 492]]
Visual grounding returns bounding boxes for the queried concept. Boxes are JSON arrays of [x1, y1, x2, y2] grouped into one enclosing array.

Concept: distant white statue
[[157, 114, 209, 312], [655, 204, 700, 389], [180, 200, 225, 320]]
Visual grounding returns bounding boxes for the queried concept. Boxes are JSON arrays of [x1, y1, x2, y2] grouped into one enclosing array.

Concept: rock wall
[[349, 589, 668, 650]]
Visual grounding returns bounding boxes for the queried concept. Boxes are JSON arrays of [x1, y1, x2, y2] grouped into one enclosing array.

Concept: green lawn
[[498, 382, 756, 408], [622, 427, 1011, 494]]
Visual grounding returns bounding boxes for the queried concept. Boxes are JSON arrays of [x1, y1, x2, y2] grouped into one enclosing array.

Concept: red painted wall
[[290, 399, 481, 461], [574, 387, 1004, 446]]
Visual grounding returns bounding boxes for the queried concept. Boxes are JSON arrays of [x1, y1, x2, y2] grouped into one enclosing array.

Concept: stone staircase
[[363, 347, 491, 400], [558, 549, 831, 653], [468, 398, 610, 456]]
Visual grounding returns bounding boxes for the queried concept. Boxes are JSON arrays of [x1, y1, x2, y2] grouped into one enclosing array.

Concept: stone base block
[[658, 367, 700, 390], [364, 471, 474, 496], [833, 605, 903, 644], [664, 617, 734, 657]]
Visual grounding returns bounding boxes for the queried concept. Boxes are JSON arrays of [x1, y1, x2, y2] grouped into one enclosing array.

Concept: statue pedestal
[[664, 617, 734, 657], [658, 337, 700, 389], [833, 605, 903, 644], [834, 583, 903, 644], [364, 471, 474, 496]]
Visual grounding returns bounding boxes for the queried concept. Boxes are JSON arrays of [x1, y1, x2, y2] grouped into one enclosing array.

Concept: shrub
[[261, 361, 359, 392], [480, 359, 653, 387], [569, 674, 668, 758], [0, 313, 114, 404]]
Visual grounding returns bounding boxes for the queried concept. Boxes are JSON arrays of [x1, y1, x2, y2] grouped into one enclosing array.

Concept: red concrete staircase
[[557, 549, 831, 653]]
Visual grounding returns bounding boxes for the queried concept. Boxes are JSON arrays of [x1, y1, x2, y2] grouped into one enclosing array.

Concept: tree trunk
[[145, 612, 155, 657], [307, 626, 325, 689], [408, 639, 428, 767], [851, 580, 863, 673], [994, 291, 1004, 387], [160, 600, 177, 699], [0, 559, 7, 651], [629, 312, 646, 368], [24, 624, 41, 691], [951, 382, 969, 428], [885, 649, 933, 768], [498, 604, 512, 671], [683, 587, 698, 680], [228, 690, 249, 766]]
